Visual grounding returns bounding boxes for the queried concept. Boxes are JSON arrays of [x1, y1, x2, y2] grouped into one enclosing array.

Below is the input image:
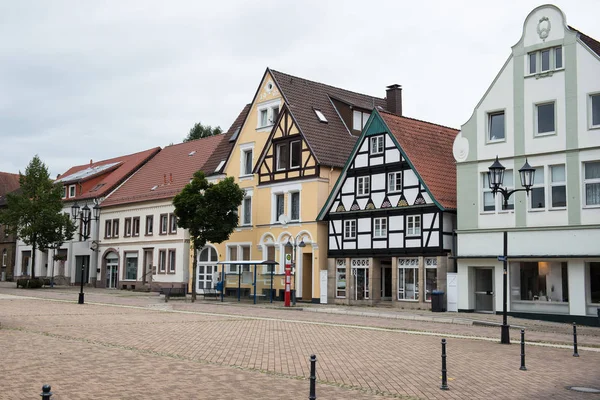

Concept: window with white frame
[[227, 246, 238, 273], [290, 192, 300, 221], [259, 109, 268, 127], [406, 215, 421, 236], [62, 187, 67, 199], [2, 249, 6, 267], [290, 141, 302, 169], [241, 148, 253, 176], [369, 136, 384, 155], [168, 249, 176, 273], [357, 176, 370, 196], [590, 94, 600, 129], [160, 214, 168, 234], [488, 111, 505, 141], [69, 185, 76, 198], [584, 161, 600, 206], [374, 217, 387, 238], [550, 165, 566, 208], [425, 257, 437, 301], [483, 170, 514, 212], [536, 102, 555, 135], [124, 218, 132, 237], [125, 252, 138, 280], [528, 47, 562, 74], [344, 220, 356, 239], [336, 259, 346, 298], [158, 250, 166, 273], [388, 171, 402, 193], [353, 110, 370, 130], [169, 213, 177, 233], [530, 167, 545, 210], [227, 245, 251, 274], [242, 196, 252, 226], [264, 246, 276, 273], [276, 143, 288, 171], [257, 101, 280, 129], [104, 220, 112, 238], [274, 193, 285, 221], [398, 258, 419, 300]]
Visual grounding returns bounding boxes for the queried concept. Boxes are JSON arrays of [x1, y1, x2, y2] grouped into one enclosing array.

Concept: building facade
[[0, 172, 20, 281], [319, 110, 458, 307], [453, 5, 600, 324]]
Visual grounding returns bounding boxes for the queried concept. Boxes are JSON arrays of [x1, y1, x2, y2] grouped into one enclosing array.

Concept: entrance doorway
[[75, 255, 90, 284], [197, 246, 218, 293], [302, 253, 312, 300], [381, 261, 392, 300], [105, 252, 118, 289], [474, 268, 494, 312], [354, 267, 369, 300]]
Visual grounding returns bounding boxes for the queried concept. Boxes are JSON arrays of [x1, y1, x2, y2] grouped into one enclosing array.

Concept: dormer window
[[353, 110, 370, 131], [62, 187, 67, 199], [528, 47, 563, 75], [69, 185, 76, 198]]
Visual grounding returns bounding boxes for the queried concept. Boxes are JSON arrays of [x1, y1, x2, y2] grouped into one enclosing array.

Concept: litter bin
[[431, 290, 445, 312]]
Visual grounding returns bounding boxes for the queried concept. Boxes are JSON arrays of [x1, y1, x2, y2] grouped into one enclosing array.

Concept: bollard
[[309, 354, 317, 400], [40, 385, 52, 399], [573, 322, 579, 357], [440, 339, 449, 390], [520, 330, 527, 371]]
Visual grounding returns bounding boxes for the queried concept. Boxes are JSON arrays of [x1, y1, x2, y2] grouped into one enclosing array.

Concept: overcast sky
[[1, 1, 599, 177]]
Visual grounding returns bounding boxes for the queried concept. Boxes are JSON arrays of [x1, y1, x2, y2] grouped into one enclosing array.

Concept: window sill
[[373, 236, 386, 239], [548, 207, 567, 211], [534, 131, 556, 138], [239, 175, 253, 181], [370, 152, 384, 156], [479, 210, 515, 215], [528, 208, 546, 213], [583, 204, 600, 209], [486, 139, 506, 145], [406, 234, 420, 238], [256, 125, 273, 133], [235, 225, 253, 231], [396, 298, 419, 302], [589, 125, 600, 131]]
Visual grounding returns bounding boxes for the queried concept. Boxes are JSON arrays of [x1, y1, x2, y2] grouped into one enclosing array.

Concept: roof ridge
[[568, 25, 600, 57], [270, 69, 385, 103], [166, 132, 226, 147], [378, 109, 459, 133], [64, 146, 161, 173]]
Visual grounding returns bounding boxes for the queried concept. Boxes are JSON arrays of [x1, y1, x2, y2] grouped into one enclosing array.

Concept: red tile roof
[[379, 111, 459, 210], [0, 172, 20, 197], [102, 105, 250, 207], [58, 147, 161, 202], [569, 26, 600, 58]]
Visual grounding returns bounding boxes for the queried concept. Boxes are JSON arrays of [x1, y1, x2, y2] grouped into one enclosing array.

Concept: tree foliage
[[183, 122, 223, 142], [0, 155, 76, 278]]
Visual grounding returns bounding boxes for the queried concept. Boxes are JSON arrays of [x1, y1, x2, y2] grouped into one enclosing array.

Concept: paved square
[[1, 288, 599, 399]]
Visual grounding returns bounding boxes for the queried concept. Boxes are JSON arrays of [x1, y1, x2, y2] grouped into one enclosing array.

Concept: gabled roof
[[0, 172, 20, 197], [270, 69, 387, 168], [205, 104, 251, 176], [57, 147, 161, 202], [379, 110, 459, 209], [569, 25, 600, 58]]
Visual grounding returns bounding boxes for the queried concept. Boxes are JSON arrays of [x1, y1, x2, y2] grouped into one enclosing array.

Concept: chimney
[[169, 173, 173, 183], [386, 84, 402, 116], [90, 159, 93, 167], [163, 174, 167, 184]]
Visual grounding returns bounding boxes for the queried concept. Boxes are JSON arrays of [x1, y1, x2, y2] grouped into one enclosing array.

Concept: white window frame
[[589, 93, 600, 130], [370, 136, 384, 155], [388, 171, 402, 193], [397, 258, 419, 301], [583, 161, 600, 208], [335, 259, 346, 298], [535, 101, 556, 136], [527, 46, 563, 75], [314, 109, 327, 123], [69, 185, 76, 198], [62, 187, 67, 199], [487, 110, 505, 143], [373, 217, 387, 238], [406, 215, 421, 237], [357, 176, 370, 196], [289, 140, 302, 169], [275, 143, 288, 171], [529, 166, 546, 211], [226, 243, 252, 274], [2, 249, 6, 267], [549, 164, 567, 209], [289, 191, 300, 221], [168, 249, 176, 273], [424, 257, 438, 302], [239, 143, 254, 177], [482, 170, 514, 213], [344, 220, 356, 239], [256, 99, 281, 130], [242, 196, 252, 226], [272, 192, 285, 223]]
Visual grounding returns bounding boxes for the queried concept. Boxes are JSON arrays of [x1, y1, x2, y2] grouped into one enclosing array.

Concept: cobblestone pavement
[[1, 285, 599, 399]]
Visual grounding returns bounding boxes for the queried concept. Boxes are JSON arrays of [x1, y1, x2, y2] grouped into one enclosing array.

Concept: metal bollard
[[440, 339, 449, 390], [573, 322, 579, 357], [520, 330, 527, 371], [40, 385, 52, 399], [309, 354, 317, 400]]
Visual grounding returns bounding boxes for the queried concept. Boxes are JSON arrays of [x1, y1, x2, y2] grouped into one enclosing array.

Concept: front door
[[381, 262, 392, 300], [198, 264, 217, 292], [75, 255, 90, 284], [142, 249, 153, 285], [354, 267, 369, 300], [475, 268, 494, 312]]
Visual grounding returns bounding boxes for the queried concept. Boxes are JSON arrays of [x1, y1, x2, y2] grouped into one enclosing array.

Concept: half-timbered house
[[318, 109, 458, 307]]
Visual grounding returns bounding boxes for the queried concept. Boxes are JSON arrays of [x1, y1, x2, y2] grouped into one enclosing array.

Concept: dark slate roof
[[270, 69, 387, 168], [569, 26, 600, 58], [0, 172, 20, 197], [379, 110, 459, 210]]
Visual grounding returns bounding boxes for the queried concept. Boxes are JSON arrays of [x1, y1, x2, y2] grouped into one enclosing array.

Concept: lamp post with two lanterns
[[71, 202, 101, 305], [285, 234, 306, 306], [487, 156, 535, 344]]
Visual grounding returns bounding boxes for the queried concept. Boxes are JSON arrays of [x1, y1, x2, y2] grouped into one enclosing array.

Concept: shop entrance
[[474, 268, 494, 312]]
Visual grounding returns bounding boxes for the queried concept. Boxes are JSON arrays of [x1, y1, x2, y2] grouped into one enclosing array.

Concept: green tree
[[183, 122, 223, 142], [0, 156, 76, 279], [173, 170, 244, 301]]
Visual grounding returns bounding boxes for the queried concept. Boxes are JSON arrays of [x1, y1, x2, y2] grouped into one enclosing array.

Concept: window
[[511, 262, 568, 302], [398, 258, 419, 300], [425, 258, 437, 301], [483, 170, 514, 211], [374, 217, 387, 238], [260, 109, 268, 127], [168, 249, 176, 273], [536, 102, 555, 135], [105, 220, 112, 238], [160, 214, 168, 234], [112, 219, 119, 238], [145, 215, 153, 235], [589, 262, 600, 304], [227, 244, 251, 274], [290, 141, 301, 168], [242, 197, 252, 225], [227, 246, 237, 273], [132, 217, 140, 237], [169, 213, 177, 234], [276, 143, 288, 171], [344, 220, 356, 239], [2, 249, 7, 266], [62, 187, 67, 199], [357, 176, 370, 196], [125, 253, 138, 280], [336, 259, 346, 298], [530, 167, 545, 209], [265, 246, 276, 273], [124, 218, 132, 237], [242, 148, 253, 176], [370, 136, 384, 155], [314, 109, 327, 123], [584, 161, 600, 206], [79, 218, 90, 240], [388, 172, 402, 193], [488, 111, 505, 141], [528, 47, 563, 74], [290, 192, 300, 221], [158, 250, 166, 273], [69, 185, 76, 198], [353, 110, 370, 130], [275, 194, 285, 221], [257, 101, 280, 129], [406, 215, 421, 236], [590, 94, 600, 128], [550, 165, 566, 208], [271, 105, 279, 124]]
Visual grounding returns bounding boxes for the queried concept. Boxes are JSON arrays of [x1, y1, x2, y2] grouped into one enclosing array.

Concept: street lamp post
[[71, 202, 101, 305], [285, 235, 306, 306], [487, 156, 535, 344]]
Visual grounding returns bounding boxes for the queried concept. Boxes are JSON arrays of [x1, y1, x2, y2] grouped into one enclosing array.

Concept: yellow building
[[196, 68, 401, 303]]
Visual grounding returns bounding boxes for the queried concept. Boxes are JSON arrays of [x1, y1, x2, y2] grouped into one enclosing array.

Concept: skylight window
[[215, 160, 226, 173], [151, 185, 158, 191], [314, 109, 327, 123], [188, 151, 196, 156], [229, 128, 241, 142]]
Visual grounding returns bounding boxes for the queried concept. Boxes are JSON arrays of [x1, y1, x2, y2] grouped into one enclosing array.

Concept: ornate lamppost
[[285, 234, 306, 306], [487, 156, 535, 344], [71, 202, 100, 304]]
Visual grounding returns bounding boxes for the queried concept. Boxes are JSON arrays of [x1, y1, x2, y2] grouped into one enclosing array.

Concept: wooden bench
[[162, 287, 186, 302], [202, 288, 220, 299]]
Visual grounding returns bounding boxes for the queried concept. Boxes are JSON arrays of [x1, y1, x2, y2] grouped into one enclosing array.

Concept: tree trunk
[[191, 243, 197, 302], [31, 240, 36, 279]]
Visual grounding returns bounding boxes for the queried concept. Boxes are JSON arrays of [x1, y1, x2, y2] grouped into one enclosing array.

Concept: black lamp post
[[285, 235, 306, 306], [71, 202, 101, 304], [487, 156, 535, 344]]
